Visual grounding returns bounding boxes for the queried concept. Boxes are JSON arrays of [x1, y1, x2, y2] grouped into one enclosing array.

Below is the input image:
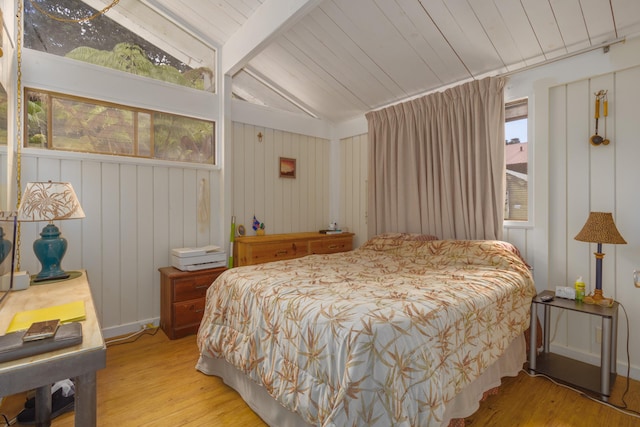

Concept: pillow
[[487, 240, 531, 270], [360, 233, 439, 252], [398, 233, 440, 241]]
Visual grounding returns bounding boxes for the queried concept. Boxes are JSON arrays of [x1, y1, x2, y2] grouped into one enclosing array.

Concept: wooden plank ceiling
[[141, 0, 640, 123]]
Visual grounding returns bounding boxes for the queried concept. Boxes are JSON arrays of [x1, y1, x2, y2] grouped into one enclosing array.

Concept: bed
[[196, 234, 536, 426]]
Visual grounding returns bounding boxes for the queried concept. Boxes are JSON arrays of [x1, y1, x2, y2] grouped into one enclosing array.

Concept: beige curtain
[[365, 77, 506, 240]]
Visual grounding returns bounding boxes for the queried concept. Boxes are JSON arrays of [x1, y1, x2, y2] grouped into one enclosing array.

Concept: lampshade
[[17, 181, 85, 282], [574, 211, 626, 306], [17, 181, 85, 222], [574, 212, 626, 244]]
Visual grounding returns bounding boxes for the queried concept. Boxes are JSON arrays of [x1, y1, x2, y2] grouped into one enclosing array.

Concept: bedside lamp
[[0, 222, 11, 266], [574, 212, 626, 304], [17, 182, 85, 282]]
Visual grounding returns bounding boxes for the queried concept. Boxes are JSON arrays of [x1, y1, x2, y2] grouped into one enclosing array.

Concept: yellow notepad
[[6, 301, 86, 333]]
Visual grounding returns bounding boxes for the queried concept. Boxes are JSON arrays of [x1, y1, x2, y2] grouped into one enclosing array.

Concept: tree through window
[[24, 0, 215, 91]]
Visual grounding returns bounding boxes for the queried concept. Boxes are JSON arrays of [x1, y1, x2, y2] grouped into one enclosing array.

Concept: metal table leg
[[601, 316, 612, 402], [529, 303, 537, 372], [35, 383, 52, 427]]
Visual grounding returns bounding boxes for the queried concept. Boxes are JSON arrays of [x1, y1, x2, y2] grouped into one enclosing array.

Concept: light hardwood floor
[[2, 330, 639, 426]]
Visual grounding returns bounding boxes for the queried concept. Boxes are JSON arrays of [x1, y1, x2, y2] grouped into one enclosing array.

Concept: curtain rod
[[372, 37, 627, 113], [500, 37, 626, 77]]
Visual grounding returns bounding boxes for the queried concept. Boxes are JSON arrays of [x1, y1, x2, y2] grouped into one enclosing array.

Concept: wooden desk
[[0, 271, 106, 426]]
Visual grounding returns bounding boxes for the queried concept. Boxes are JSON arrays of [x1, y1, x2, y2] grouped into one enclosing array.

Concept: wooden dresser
[[234, 231, 355, 267], [159, 266, 227, 339]]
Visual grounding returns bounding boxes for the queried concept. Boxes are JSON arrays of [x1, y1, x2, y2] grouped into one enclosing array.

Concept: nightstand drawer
[[173, 299, 206, 328], [159, 266, 227, 340], [309, 236, 352, 254], [173, 274, 217, 302]]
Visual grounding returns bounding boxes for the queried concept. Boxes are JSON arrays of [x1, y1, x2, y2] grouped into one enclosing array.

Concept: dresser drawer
[[234, 232, 355, 267], [309, 236, 353, 254], [244, 240, 309, 264], [173, 299, 206, 328], [173, 273, 218, 302]]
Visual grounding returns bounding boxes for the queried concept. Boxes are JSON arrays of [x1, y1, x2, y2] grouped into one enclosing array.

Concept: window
[[24, 0, 215, 92], [232, 69, 315, 117], [504, 99, 528, 222], [25, 89, 215, 165]]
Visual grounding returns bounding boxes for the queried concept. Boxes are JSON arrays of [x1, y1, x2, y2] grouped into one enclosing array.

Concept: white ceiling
[[141, 0, 640, 123]]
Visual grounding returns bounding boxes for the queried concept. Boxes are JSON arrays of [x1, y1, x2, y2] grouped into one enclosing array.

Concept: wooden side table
[[0, 270, 106, 426], [528, 290, 618, 401], [159, 266, 227, 339]]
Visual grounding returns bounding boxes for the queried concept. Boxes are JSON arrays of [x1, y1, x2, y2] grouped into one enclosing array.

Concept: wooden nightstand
[[159, 266, 227, 339]]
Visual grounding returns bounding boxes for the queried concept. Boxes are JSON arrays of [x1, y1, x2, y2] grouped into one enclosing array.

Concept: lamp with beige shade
[[574, 212, 626, 306]]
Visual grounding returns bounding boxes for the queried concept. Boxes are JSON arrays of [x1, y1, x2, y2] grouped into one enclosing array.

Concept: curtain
[[365, 77, 506, 240]]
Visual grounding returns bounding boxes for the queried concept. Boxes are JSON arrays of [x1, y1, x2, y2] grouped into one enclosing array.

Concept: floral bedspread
[[197, 235, 536, 427]]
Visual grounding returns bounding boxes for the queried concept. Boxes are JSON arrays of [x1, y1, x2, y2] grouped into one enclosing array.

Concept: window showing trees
[[505, 98, 528, 222], [26, 89, 215, 165], [24, 0, 215, 92]]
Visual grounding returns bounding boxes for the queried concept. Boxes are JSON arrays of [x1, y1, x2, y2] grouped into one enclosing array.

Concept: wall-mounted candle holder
[[590, 90, 610, 146]]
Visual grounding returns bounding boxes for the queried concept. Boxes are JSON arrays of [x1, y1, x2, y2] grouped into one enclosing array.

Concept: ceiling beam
[[222, 0, 323, 76]]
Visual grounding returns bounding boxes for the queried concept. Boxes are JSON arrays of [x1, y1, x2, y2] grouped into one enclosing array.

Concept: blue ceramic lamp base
[[33, 223, 70, 282]]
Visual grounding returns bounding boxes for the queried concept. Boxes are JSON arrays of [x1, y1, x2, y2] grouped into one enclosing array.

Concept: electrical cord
[[531, 301, 639, 418], [605, 302, 635, 413], [105, 325, 159, 347], [522, 369, 640, 418], [0, 413, 13, 426]]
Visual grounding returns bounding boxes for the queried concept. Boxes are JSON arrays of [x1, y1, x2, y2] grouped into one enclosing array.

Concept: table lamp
[[574, 212, 626, 305], [17, 181, 85, 282], [0, 223, 11, 266]]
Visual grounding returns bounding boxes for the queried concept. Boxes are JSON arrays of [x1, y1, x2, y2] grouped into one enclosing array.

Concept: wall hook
[[257, 132, 263, 142]]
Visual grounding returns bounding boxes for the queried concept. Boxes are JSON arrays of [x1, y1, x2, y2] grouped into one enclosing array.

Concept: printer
[[171, 245, 226, 271]]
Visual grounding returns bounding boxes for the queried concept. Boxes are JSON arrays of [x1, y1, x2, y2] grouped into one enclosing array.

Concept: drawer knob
[[328, 244, 338, 249], [188, 304, 204, 313], [194, 284, 209, 290], [275, 250, 288, 256]]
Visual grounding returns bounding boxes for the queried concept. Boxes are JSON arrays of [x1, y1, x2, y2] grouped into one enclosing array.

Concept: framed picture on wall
[[279, 157, 296, 178]]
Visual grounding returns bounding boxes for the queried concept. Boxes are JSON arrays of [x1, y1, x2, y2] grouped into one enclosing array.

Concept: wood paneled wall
[[546, 65, 640, 364], [11, 152, 223, 337], [339, 134, 368, 248], [231, 122, 330, 236]]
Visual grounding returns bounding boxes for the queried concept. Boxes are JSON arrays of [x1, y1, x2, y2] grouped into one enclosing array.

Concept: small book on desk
[[0, 322, 83, 363], [22, 319, 60, 342]]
